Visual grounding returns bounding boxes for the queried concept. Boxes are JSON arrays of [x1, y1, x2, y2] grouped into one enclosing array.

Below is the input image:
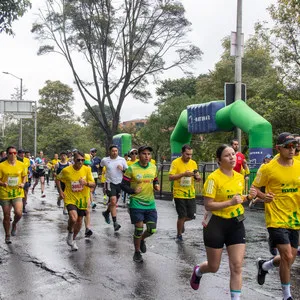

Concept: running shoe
[[256, 259, 268, 285], [31, 188, 34, 194], [41, 192, 46, 198], [5, 236, 11, 244], [133, 251, 143, 263], [85, 228, 93, 237], [140, 240, 147, 253], [175, 235, 183, 243], [91, 202, 97, 210], [114, 222, 121, 231], [190, 265, 201, 290], [66, 234, 73, 246], [71, 241, 78, 251], [102, 211, 111, 224]]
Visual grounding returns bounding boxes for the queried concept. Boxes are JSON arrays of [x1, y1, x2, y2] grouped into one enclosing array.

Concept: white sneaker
[[71, 241, 78, 251], [66, 233, 73, 246], [41, 192, 46, 198]]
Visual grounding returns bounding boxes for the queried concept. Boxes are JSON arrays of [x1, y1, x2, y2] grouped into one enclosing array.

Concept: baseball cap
[[264, 154, 273, 159], [276, 132, 297, 146], [138, 146, 153, 153], [17, 149, 25, 154], [90, 148, 97, 152], [129, 148, 138, 154]]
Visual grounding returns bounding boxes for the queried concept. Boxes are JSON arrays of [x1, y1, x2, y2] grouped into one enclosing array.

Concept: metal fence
[[157, 162, 258, 199]]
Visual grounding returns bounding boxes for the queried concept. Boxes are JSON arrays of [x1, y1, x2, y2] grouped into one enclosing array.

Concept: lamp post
[[2, 71, 23, 148], [234, 0, 243, 151]]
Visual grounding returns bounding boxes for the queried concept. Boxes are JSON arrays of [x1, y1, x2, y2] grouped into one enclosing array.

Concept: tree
[[31, 0, 202, 150], [0, 0, 31, 35], [139, 94, 196, 160], [155, 77, 197, 105], [256, 1, 300, 98], [38, 80, 74, 124]]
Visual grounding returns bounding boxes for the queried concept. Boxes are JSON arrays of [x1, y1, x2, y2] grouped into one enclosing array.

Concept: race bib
[[8, 176, 18, 187], [45, 169, 49, 175], [71, 181, 84, 192], [92, 172, 98, 179], [180, 177, 192, 187]]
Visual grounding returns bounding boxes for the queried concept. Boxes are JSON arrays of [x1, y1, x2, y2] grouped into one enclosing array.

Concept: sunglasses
[[282, 143, 297, 149], [76, 159, 84, 162], [8, 151, 17, 155], [131, 152, 138, 155]]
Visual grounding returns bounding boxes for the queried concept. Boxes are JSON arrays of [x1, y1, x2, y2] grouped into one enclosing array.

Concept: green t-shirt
[[124, 162, 158, 210]]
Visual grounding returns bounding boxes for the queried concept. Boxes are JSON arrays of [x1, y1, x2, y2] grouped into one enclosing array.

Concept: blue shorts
[[129, 208, 157, 225]]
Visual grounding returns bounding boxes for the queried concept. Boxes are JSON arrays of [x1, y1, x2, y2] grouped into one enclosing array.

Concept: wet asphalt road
[[0, 181, 299, 300]]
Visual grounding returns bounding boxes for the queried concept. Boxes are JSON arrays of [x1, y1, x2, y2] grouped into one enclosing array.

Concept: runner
[[17, 149, 31, 213], [120, 145, 160, 262], [100, 145, 127, 231], [169, 144, 201, 242], [56, 151, 95, 251], [0, 146, 27, 244], [54, 151, 71, 214], [32, 150, 46, 198], [252, 132, 300, 300], [190, 144, 256, 300], [83, 153, 94, 237]]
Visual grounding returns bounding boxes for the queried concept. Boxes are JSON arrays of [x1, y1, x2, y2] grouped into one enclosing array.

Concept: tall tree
[[38, 80, 74, 124], [0, 0, 31, 34], [31, 0, 202, 149]]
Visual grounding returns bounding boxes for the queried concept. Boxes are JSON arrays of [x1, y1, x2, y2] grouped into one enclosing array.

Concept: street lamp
[[2, 71, 23, 148]]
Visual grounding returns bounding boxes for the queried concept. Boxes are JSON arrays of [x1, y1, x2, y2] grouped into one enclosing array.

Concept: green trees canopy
[[0, 0, 31, 35]]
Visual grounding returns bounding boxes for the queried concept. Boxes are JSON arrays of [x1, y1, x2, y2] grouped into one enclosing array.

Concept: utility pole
[[235, 0, 242, 152]]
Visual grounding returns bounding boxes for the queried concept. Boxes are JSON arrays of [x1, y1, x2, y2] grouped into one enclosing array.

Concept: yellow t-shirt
[[127, 160, 138, 167], [294, 154, 300, 161], [57, 165, 94, 210], [23, 157, 30, 182], [252, 158, 300, 229], [169, 157, 198, 199], [51, 158, 60, 169], [203, 169, 245, 219], [0, 160, 26, 200]]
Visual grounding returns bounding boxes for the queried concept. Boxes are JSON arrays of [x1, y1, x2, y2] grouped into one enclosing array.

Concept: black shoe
[[102, 211, 111, 224], [284, 297, 293, 300], [140, 240, 147, 253], [114, 222, 121, 232], [256, 259, 268, 285], [85, 228, 93, 237], [133, 251, 143, 263]]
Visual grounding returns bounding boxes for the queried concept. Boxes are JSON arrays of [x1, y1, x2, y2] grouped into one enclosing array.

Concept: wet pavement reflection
[[0, 181, 298, 299]]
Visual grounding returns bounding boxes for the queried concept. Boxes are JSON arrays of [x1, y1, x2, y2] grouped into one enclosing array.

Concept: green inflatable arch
[[170, 100, 272, 169]]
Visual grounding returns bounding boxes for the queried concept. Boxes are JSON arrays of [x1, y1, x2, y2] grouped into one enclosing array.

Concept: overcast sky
[[0, 0, 274, 121]]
